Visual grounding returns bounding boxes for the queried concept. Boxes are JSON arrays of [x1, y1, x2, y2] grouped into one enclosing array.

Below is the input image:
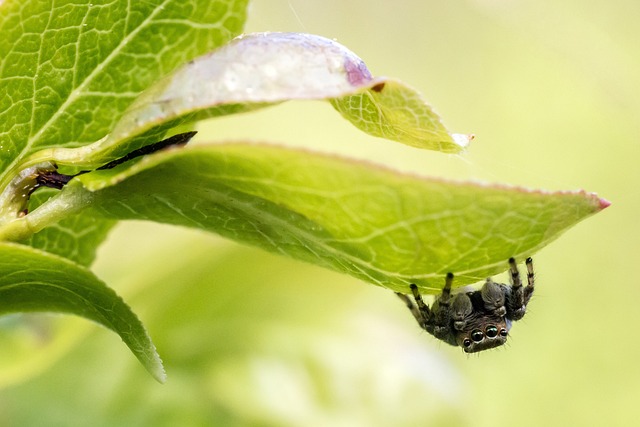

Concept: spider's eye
[[471, 330, 484, 342], [485, 325, 498, 338], [500, 328, 508, 337], [463, 339, 472, 348]]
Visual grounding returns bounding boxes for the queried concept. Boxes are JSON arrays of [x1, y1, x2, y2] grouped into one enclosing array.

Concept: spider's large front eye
[[471, 330, 484, 342], [485, 326, 498, 338]]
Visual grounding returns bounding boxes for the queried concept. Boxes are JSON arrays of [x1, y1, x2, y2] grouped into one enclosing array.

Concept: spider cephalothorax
[[396, 257, 534, 353]]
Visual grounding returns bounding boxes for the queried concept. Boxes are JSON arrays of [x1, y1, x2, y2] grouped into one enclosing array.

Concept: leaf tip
[[598, 197, 611, 210], [153, 365, 167, 384], [144, 342, 167, 383], [577, 190, 610, 211], [452, 133, 474, 150]]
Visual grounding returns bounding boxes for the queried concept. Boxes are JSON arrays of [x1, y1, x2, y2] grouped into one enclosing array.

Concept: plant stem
[[0, 184, 95, 242]]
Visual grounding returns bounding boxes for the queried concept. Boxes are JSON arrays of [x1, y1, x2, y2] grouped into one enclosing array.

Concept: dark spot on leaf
[[371, 82, 386, 93]]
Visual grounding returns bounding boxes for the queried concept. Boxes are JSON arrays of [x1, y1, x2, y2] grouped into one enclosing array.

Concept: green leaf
[[0, 242, 165, 382], [0, 0, 249, 196], [331, 79, 472, 153], [33, 32, 468, 171], [0, 0, 248, 262], [18, 144, 605, 292]]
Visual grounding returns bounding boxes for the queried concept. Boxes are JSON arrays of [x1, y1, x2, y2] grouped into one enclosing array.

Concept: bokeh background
[[1, 0, 638, 425]]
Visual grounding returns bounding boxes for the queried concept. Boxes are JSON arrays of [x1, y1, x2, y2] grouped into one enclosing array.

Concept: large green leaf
[[0, 242, 164, 382], [4, 144, 607, 292]]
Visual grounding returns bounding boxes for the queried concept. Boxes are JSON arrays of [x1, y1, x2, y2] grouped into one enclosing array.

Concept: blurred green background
[[1, 0, 638, 425]]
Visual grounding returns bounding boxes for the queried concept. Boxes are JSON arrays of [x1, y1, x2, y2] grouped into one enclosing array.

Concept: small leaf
[[331, 79, 472, 152], [106, 32, 378, 150], [0, 242, 165, 382], [45, 32, 467, 169], [50, 144, 607, 292]]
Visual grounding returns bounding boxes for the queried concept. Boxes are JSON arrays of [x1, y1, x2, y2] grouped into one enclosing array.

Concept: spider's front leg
[[450, 291, 473, 332], [396, 273, 455, 340], [431, 273, 455, 339], [396, 286, 430, 330], [506, 257, 535, 320], [480, 278, 507, 317]]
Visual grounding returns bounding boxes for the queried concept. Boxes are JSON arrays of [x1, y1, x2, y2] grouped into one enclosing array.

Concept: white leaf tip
[[452, 133, 473, 149]]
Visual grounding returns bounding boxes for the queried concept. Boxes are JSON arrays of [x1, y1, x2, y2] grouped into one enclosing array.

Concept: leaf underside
[[37, 32, 469, 173]]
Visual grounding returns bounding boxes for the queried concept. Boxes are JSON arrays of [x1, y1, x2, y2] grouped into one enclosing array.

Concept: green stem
[[0, 185, 94, 242]]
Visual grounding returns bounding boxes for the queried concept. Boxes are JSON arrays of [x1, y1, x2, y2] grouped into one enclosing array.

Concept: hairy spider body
[[397, 257, 534, 353]]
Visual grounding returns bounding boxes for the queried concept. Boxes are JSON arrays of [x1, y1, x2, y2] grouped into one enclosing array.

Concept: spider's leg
[[481, 277, 507, 317], [509, 257, 522, 287], [396, 291, 426, 327], [440, 272, 454, 306], [410, 284, 432, 318], [509, 258, 523, 304], [523, 257, 535, 304], [451, 291, 473, 331], [507, 257, 528, 320], [432, 273, 454, 336]]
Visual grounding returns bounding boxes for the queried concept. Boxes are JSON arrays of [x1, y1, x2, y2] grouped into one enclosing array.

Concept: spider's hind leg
[[506, 257, 535, 321], [523, 257, 535, 305]]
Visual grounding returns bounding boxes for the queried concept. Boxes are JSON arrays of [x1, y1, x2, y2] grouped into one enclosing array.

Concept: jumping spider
[[396, 257, 534, 353]]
